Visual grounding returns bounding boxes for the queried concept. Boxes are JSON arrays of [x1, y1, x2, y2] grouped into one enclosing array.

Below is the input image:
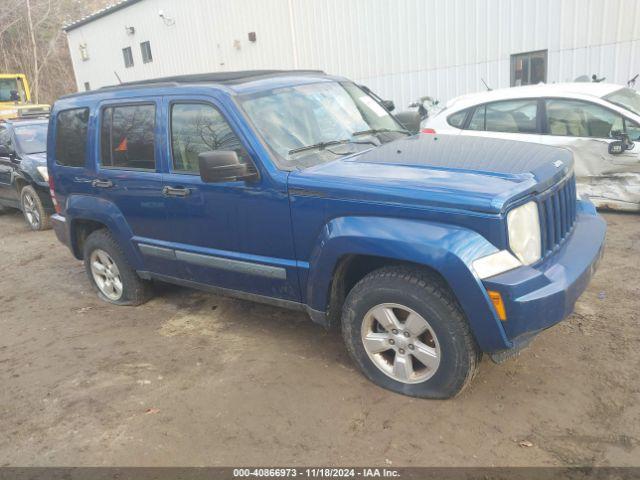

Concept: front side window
[[511, 50, 547, 87], [140, 41, 153, 64], [546, 99, 623, 138], [171, 103, 248, 173], [466, 99, 538, 133], [14, 123, 47, 154], [101, 104, 156, 170], [604, 88, 640, 117], [239, 81, 407, 170], [624, 118, 640, 141], [55, 108, 89, 167], [122, 47, 134, 68]]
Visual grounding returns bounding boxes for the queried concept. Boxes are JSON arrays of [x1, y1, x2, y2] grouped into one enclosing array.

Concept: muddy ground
[[0, 210, 638, 467]]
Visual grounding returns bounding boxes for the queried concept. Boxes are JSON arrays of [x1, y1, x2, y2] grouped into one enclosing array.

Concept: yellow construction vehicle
[[0, 73, 50, 120]]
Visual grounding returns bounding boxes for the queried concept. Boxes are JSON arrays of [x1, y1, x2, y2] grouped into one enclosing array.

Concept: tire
[[83, 229, 153, 306], [342, 266, 481, 399], [20, 185, 51, 231]]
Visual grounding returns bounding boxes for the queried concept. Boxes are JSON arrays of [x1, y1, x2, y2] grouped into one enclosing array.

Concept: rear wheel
[[20, 185, 50, 231], [83, 229, 153, 305], [341, 266, 481, 399]]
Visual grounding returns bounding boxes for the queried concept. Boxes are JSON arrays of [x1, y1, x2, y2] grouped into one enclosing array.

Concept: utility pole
[[26, 0, 39, 103]]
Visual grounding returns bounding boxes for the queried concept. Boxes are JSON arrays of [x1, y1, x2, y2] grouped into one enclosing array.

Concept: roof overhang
[[63, 0, 145, 32]]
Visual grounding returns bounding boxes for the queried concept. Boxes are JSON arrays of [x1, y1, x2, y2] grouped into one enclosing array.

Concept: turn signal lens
[[487, 290, 507, 321]]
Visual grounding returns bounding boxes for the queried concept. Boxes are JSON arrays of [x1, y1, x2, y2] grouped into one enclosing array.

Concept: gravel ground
[[0, 209, 638, 467]]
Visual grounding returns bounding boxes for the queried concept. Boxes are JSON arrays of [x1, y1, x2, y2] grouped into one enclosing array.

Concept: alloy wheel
[[361, 303, 441, 384], [22, 191, 40, 229], [89, 249, 123, 301]]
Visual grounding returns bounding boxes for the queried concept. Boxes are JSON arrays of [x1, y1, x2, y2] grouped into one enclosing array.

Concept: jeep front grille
[[538, 174, 577, 256]]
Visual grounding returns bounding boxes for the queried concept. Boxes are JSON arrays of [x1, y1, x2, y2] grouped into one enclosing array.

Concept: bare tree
[[0, 0, 110, 104]]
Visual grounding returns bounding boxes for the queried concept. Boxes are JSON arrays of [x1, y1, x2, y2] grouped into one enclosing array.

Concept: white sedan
[[425, 83, 640, 211]]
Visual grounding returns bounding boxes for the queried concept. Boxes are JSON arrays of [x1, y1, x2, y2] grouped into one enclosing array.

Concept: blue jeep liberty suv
[[48, 71, 606, 398]]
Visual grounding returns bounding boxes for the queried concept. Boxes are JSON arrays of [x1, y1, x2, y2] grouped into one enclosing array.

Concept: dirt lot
[[0, 210, 638, 467]]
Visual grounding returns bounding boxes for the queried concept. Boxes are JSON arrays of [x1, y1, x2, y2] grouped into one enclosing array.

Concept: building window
[[140, 41, 153, 64], [122, 47, 134, 68], [84, 82, 91, 91], [511, 50, 547, 87]]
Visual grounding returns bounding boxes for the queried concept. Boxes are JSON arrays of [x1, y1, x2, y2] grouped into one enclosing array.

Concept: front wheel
[[341, 266, 481, 399], [20, 185, 50, 231]]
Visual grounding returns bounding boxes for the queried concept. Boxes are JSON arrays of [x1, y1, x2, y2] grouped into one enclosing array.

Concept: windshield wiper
[[288, 138, 377, 155], [289, 140, 349, 155], [352, 128, 411, 137]]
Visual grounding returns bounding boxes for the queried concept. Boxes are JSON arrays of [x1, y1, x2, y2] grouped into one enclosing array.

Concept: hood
[[289, 134, 573, 214], [22, 152, 46, 163]]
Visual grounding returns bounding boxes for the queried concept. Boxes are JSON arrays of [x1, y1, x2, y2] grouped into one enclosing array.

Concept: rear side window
[[447, 110, 467, 128], [100, 104, 156, 170], [170, 102, 249, 173], [467, 100, 538, 134], [55, 108, 89, 167]]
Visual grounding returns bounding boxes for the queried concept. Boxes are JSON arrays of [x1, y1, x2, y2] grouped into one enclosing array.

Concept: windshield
[[604, 88, 640, 116], [239, 81, 407, 169], [0, 78, 25, 103], [14, 123, 47, 154]]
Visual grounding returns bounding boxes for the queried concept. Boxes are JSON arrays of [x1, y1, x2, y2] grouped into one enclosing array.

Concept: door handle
[[162, 186, 191, 197], [92, 179, 114, 188]]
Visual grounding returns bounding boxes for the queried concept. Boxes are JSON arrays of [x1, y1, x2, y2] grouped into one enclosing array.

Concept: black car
[[0, 118, 53, 230]]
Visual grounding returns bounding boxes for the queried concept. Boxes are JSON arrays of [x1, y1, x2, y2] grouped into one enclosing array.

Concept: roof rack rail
[[99, 69, 326, 91]]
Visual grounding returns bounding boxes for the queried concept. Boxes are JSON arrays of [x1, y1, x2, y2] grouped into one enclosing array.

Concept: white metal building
[[64, 0, 640, 108]]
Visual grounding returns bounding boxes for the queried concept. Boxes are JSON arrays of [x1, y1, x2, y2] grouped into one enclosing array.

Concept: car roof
[[59, 70, 338, 100], [446, 82, 626, 110], [1, 118, 48, 128]]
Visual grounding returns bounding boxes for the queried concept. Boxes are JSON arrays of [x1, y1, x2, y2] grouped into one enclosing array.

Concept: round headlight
[[507, 201, 541, 265]]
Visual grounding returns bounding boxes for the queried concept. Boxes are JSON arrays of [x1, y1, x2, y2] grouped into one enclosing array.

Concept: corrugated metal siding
[[67, 0, 640, 107]]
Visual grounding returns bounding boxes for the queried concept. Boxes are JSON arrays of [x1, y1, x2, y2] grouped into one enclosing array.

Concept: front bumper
[[482, 199, 606, 348]]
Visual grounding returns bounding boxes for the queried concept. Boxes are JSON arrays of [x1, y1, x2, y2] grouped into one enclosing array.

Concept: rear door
[[159, 94, 301, 302], [92, 98, 176, 276]]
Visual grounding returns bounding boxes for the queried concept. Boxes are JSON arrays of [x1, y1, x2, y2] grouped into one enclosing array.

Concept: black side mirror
[[198, 150, 253, 183], [610, 132, 635, 154], [609, 141, 625, 154], [394, 111, 421, 134], [382, 100, 395, 112]]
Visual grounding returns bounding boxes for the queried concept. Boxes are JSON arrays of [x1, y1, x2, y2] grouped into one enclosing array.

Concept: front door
[[0, 125, 18, 203], [160, 96, 300, 302], [539, 98, 640, 206]]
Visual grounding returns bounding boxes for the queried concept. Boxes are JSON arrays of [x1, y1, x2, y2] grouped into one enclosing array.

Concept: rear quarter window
[[55, 108, 89, 167], [447, 109, 467, 128]]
